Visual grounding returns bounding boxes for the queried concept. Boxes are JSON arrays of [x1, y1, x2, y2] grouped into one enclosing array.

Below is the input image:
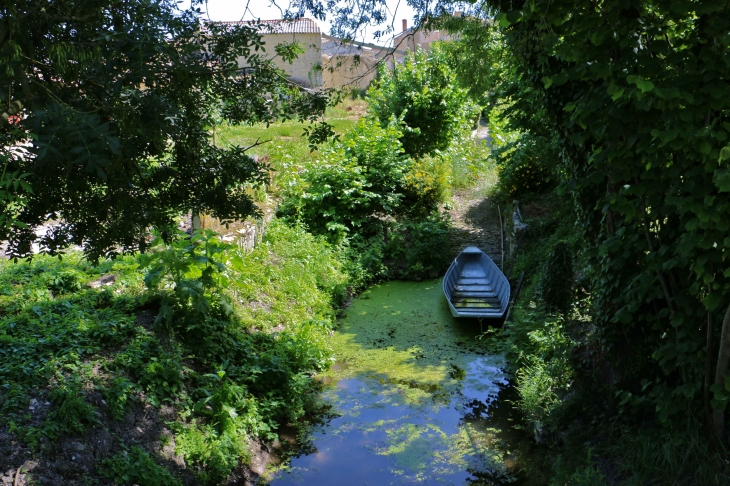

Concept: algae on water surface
[[270, 280, 519, 485], [324, 280, 507, 399]]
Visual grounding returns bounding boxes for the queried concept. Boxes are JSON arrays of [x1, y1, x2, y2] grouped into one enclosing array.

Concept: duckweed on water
[[325, 280, 501, 395], [271, 280, 517, 485]]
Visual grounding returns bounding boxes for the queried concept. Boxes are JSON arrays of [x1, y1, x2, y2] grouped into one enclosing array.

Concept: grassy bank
[[0, 222, 346, 485]]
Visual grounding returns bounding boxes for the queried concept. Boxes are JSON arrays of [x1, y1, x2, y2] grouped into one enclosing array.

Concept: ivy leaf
[[607, 84, 624, 101], [496, 11, 523, 27], [719, 146, 730, 162], [703, 293, 722, 311], [714, 168, 730, 192], [625, 75, 653, 92], [495, 13, 509, 27], [636, 79, 654, 93]]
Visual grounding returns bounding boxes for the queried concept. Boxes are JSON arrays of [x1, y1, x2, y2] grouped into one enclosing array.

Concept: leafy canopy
[[0, 0, 328, 260], [468, 0, 730, 426]]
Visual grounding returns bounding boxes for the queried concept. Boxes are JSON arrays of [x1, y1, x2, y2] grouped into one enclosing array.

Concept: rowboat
[[443, 246, 510, 319]]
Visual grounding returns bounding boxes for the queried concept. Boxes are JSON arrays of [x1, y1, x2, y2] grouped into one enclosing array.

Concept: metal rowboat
[[443, 246, 510, 319]]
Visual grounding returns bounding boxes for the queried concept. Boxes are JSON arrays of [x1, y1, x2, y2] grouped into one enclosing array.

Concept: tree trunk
[[705, 304, 715, 436], [711, 302, 730, 440]]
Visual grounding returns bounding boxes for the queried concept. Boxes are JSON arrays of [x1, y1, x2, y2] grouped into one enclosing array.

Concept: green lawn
[[215, 98, 367, 196], [216, 97, 367, 150]]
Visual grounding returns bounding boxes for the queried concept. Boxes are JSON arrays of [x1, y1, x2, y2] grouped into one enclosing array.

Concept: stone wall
[[322, 53, 378, 91], [237, 32, 322, 88]]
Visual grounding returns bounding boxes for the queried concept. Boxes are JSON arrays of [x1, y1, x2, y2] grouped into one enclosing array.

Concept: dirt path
[[446, 177, 504, 268]]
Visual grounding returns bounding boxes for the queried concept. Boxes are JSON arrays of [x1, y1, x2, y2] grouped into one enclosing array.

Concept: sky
[[197, 0, 418, 46]]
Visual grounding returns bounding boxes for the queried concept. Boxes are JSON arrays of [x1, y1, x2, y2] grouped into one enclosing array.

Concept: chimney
[[402, 19, 407, 32]]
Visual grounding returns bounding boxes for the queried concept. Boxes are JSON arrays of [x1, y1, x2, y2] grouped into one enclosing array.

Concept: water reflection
[[271, 357, 517, 485]]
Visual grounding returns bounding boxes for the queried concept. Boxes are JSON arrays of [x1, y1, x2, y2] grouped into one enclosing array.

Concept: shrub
[[401, 155, 451, 216], [493, 133, 558, 202], [279, 116, 411, 241], [368, 48, 478, 157], [384, 214, 452, 280], [341, 234, 388, 291]]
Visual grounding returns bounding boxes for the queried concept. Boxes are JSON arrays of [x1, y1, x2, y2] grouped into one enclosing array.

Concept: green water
[[270, 280, 522, 485]]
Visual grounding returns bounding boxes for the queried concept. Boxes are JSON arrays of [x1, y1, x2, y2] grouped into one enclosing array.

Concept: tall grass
[[611, 418, 730, 485]]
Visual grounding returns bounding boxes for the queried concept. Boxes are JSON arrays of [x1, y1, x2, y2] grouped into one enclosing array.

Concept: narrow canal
[[270, 280, 524, 485]]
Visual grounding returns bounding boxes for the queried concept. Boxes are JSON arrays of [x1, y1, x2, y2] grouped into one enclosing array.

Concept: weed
[[611, 419, 730, 486], [0, 222, 346, 482], [175, 419, 251, 484], [103, 376, 135, 420], [43, 379, 100, 439], [100, 445, 182, 486]]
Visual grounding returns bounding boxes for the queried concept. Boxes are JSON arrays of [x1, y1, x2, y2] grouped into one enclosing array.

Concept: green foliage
[[139, 229, 236, 347], [175, 419, 250, 484], [440, 131, 494, 190], [549, 450, 607, 486], [538, 241, 574, 315], [280, 116, 411, 240], [367, 47, 478, 157], [104, 376, 135, 420], [475, 0, 730, 433], [1, 0, 330, 260], [101, 445, 182, 486], [336, 213, 452, 289], [43, 379, 100, 439], [430, 21, 508, 105], [111, 332, 185, 407], [493, 133, 558, 203], [229, 221, 348, 329], [0, 221, 346, 481], [0, 254, 142, 436], [44, 269, 85, 294], [384, 215, 452, 280], [401, 155, 451, 216], [176, 372, 259, 483], [0, 128, 33, 239], [610, 420, 730, 485], [501, 307, 575, 436], [341, 234, 389, 290], [516, 358, 561, 431]]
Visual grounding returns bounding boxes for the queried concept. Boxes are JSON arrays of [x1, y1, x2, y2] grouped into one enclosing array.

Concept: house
[[321, 35, 402, 91], [212, 18, 323, 88], [392, 18, 453, 57]]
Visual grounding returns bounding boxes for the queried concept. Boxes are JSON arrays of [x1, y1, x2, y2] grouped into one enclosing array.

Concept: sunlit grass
[[216, 97, 367, 149]]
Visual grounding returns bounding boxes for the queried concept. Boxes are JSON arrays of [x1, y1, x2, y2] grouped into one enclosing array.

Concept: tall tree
[[0, 0, 328, 260], [467, 0, 730, 438]]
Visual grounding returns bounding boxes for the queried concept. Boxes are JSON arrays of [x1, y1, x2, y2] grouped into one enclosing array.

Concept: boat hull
[[443, 246, 510, 319]]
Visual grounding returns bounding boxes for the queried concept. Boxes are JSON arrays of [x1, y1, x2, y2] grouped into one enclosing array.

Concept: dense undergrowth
[[488, 182, 730, 485], [0, 222, 346, 484], [432, 2, 730, 482]]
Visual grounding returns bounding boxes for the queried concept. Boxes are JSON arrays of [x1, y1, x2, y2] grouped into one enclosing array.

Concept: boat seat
[[451, 265, 503, 312]]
